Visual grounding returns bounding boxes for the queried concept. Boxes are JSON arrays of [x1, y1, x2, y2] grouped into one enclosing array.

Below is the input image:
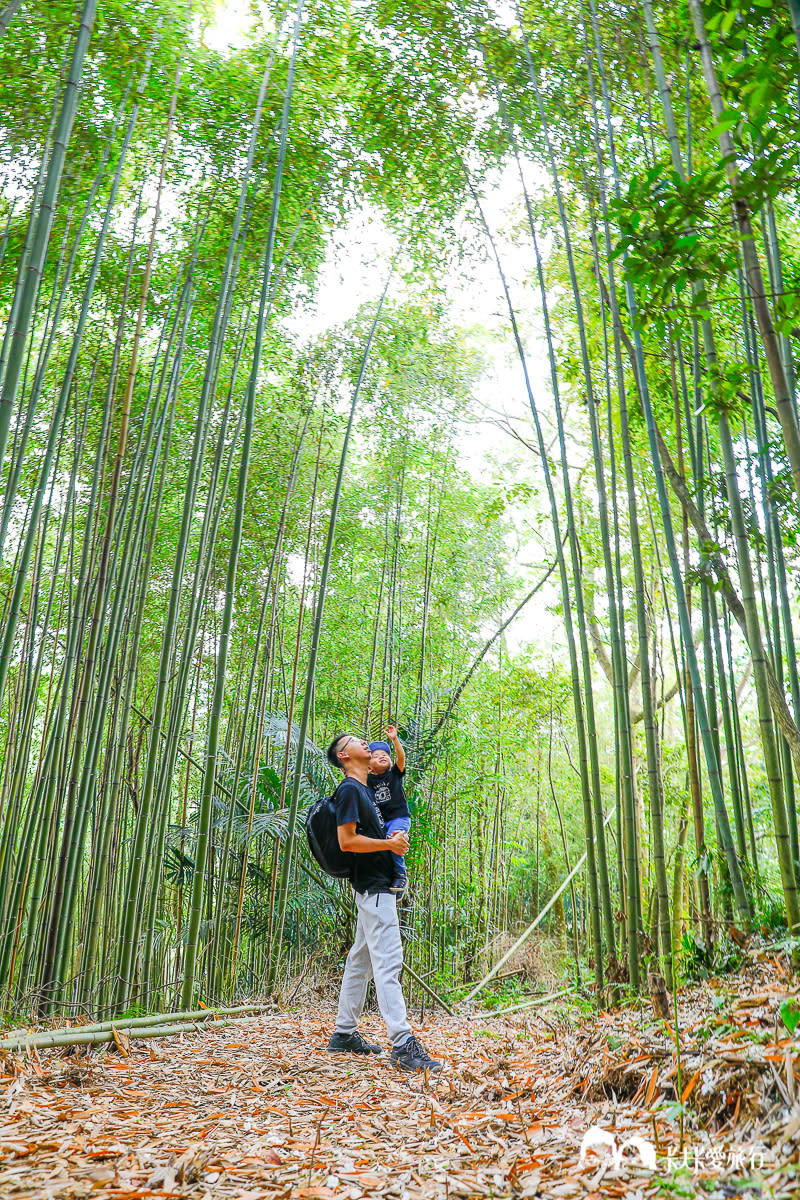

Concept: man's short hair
[[327, 734, 348, 770]]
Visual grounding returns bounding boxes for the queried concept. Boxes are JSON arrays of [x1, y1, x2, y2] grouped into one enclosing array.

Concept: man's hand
[[386, 830, 409, 856]]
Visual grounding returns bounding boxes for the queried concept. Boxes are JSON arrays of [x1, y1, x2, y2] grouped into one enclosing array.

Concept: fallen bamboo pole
[[460, 808, 614, 1005], [482, 988, 573, 1018], [0, 1002, 274, 1047], [0, 1020, 232, 1053]]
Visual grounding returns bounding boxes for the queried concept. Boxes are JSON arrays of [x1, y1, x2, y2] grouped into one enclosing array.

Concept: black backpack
[[305, 783, 353, 879]]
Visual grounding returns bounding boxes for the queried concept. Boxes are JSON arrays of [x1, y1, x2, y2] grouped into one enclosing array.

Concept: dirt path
[[2, 964, 799, 1199]]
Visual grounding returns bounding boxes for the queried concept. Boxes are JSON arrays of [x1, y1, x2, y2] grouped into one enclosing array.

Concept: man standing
[[325, 732, 441, 1072]]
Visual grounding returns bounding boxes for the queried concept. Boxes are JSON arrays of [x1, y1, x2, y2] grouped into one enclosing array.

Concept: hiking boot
[[390, 1034, 442, 1073], [327, 1030, 382, 1055], [390, 874, 408, 893]]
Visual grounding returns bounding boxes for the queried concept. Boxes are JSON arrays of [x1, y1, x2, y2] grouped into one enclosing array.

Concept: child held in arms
[[368, 724, 410, 894]]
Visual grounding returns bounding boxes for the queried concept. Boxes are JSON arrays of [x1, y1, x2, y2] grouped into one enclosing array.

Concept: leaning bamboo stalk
[[401, 961, 453, 1016], [461, 809, 614, 1006], [430, 560, 560, 739]]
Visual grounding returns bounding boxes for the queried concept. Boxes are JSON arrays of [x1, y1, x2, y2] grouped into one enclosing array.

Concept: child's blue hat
[[369, 740, 392, 754]]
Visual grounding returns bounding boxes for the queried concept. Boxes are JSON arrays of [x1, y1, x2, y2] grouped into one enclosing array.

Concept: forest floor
[[2, 958, 800, 1200]]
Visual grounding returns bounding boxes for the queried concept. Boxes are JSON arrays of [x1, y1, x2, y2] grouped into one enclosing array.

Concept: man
[[325, 732, 441, 1073]]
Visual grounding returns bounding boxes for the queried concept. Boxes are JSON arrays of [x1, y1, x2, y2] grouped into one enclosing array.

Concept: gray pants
[[335, 889, 412, 1048]]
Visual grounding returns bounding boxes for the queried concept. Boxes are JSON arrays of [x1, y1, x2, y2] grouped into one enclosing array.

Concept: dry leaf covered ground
[[2, 959, 800, 1200]]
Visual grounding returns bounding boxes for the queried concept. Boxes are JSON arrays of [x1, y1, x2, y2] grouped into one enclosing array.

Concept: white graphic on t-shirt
[[373, 779, 392, 813]]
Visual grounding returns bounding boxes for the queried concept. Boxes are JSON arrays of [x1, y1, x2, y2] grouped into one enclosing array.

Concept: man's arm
[[387, 723, 405, 772], [338, 822, 409, 854]]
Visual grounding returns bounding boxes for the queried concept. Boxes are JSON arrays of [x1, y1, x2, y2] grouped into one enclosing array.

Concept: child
[[368, 724, 410, 894]]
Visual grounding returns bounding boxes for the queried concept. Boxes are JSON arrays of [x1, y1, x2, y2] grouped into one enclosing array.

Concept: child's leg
[[385, 816, 411, 875]]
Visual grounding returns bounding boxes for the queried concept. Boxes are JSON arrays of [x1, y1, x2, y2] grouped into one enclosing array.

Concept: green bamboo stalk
[[686, 0, 800, 507], [715, 402, 799, 933], [267, 263, 395, 991], [0, 0, 97, 476], [79, 282, 196, 1009], [228, 411, 312, 993], [0, 60, 143, 718], [723, 600, 759, 871], [585, 0, 672, 983], [623, 290, 751, 923], [0, 47, 65, 393], [0, 0, 24, 37], [640, 15, 799, 922], [40, 72, 181, 1008], [181, 7, 303, 1009], [707, 584, 746, 860], [265, 424, 323, 963], [741, 290, 800, 870], [0, 229, 133, 1002], [0, 413, 74, 986], [522, 13, 640, 985], [140, 349, 247, 1003], [789, 0, 800, 61], [0, 88, 132, 557], [114, 52, 275, 1010], [456, 142, 607, 989]]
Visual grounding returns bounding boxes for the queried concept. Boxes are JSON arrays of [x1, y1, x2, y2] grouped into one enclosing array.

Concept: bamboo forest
[[2, 1, 800, 1196]]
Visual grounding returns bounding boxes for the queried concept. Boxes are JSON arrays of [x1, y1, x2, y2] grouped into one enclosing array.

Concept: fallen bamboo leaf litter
[[1, 961, 799, 1198]]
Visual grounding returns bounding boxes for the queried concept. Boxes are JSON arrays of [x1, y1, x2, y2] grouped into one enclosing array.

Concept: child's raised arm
[[386, 723, 405, 772]]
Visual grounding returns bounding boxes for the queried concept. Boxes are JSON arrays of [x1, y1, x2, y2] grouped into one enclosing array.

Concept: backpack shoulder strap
[[332, 778, 375, 823]]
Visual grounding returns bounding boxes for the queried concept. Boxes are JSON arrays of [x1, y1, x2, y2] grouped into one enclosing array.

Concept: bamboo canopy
[[1, 0, 799, 1026]]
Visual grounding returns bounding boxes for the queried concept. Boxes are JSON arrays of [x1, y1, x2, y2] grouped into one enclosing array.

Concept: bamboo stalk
[[483, 988, 573, 1018], [181, 7, 303, 1010], [461, 809, 614, 1005], [0, 0, 24, 38], [401, 962, 453, 1016], [0, 1021, 233, 1052], [267, 256, 397, 987], [0, 1002, 275, 1046], [0, 0, 97, 479]]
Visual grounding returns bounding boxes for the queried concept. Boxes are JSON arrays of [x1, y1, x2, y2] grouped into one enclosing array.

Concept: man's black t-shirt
[[368, 763, 410, 822], [334, 777, 394, 894]]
